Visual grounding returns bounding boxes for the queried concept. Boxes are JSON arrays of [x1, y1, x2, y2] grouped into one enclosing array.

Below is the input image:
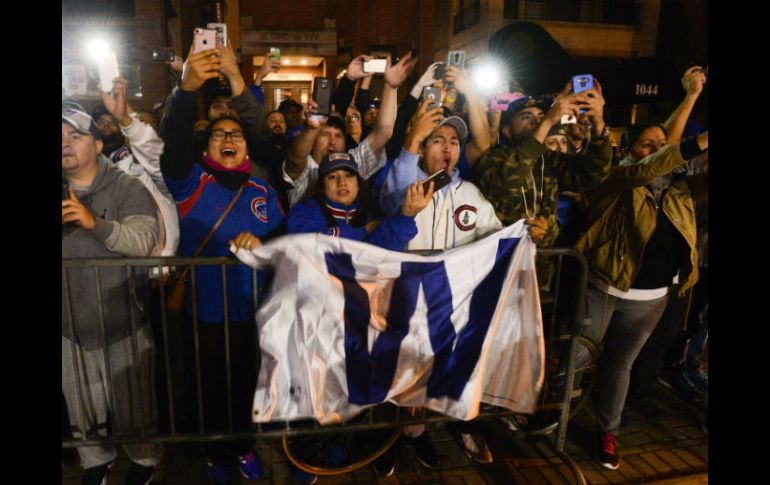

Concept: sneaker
[[124, 462, 155, 485], [402, 433, 439, 468], [456, 432, 493, 464], [237, 449, 263, 480], [658, 368, 704, 402], [371, 447, 395, 477], [289, 464, 318, 484], [206, 461, 230, 483], [81, 460, 114, 485], [596, 432, 620, 470]]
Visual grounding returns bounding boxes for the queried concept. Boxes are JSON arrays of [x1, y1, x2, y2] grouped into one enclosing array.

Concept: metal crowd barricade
[[62, 248, 591, 483]]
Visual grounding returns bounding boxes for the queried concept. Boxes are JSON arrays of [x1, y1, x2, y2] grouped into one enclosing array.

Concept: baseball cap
[[318, 152, 359, 179], [546, 124, 567, 138], [429, 116, 468, 143], [501, 95, 552, 126], [62, 107, 101, 139]]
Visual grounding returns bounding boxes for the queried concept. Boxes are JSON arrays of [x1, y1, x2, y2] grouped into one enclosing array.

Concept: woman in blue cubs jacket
[[159, 45, 281, 482], [286, 152, 432, 250]]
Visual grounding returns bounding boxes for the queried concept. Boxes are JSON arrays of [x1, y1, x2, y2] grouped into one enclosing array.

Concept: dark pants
[[180, 315, 259, 462], [629, 268, 708, 398]]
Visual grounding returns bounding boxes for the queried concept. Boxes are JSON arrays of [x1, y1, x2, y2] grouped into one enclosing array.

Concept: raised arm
[[367, 52, 418, 156], [160, 47, 221, 180], [662, 66, 706, 144], [443, 65, 491, 166]]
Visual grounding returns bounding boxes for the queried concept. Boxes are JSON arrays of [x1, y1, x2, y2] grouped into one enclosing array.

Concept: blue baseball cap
[[501, 95, 552, 126]]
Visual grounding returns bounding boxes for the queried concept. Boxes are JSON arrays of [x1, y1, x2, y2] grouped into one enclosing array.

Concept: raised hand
[[401, 179, 435, 216], [180, 46, 222, 92], [100, 76, 132, 126], [384, 52, 418, 89]]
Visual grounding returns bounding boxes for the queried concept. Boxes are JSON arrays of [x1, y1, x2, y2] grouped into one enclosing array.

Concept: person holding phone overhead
[[159, 39, 284, 483]]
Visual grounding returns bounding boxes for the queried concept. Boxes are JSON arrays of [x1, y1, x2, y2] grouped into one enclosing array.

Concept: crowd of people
[[62, 38, 708, 484]]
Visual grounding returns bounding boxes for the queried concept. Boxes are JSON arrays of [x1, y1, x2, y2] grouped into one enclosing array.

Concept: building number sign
[[635, 84, 659, 96]]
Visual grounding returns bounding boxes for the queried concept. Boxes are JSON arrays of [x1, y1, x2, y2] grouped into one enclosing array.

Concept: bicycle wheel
[[282, 406, 402, 476]]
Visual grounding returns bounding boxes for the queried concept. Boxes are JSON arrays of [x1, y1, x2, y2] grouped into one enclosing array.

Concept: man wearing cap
[[62, 106, 163, 484], [379, 103, 502, 465], [282, 52, 417, 207], [475, 85, 612, 249]]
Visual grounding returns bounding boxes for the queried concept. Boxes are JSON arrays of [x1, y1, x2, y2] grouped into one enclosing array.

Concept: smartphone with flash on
[[423, 170, 451, 193], [96, 52, 120, 93]]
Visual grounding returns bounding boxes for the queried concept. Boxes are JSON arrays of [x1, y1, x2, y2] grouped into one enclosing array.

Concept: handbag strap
[[178, 184, 244, 280]]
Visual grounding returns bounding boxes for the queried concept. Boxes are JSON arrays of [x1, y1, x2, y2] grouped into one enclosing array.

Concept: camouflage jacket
[[475, 136, 612, 247]]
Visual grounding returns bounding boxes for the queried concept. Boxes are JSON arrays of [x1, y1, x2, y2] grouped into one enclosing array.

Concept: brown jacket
[[575, 143, 707, 296]]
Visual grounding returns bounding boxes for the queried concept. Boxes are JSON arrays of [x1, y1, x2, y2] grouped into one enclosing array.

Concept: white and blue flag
[[233, 221, 544, 424]]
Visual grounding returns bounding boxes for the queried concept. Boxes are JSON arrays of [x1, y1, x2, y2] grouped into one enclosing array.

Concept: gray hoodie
[[62, 155, 159, 350]]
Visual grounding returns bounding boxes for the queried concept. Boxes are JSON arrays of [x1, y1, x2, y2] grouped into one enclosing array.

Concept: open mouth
[[220, 148, 237, 157]]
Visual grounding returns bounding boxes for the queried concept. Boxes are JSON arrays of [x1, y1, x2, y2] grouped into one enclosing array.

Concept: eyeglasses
[[210, 129, 245, 142], [346, 115, 361, 122]]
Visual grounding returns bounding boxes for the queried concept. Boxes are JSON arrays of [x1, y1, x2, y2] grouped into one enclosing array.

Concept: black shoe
[[371, 447, 395, 477], [125, 462, 155, 485], [81, 460, 114, 485], [596, 432, 620, 470], [455, 431, 493, 464], [402, 433, 439, 468]]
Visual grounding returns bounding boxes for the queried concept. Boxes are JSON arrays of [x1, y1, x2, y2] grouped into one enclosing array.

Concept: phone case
[[422, 87, 441, 110], [193, 28, 217, 53], [363, 59, 387, 73], [313, 77, 333, 116], [206, 23, 228, 48], [572, 74, 594, 93]]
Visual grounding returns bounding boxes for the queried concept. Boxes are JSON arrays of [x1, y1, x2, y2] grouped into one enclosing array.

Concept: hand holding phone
[[422, 86, 441, 111]]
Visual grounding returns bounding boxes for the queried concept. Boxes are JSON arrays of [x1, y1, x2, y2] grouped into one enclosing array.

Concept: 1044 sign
[[635, 84, 659, 96]]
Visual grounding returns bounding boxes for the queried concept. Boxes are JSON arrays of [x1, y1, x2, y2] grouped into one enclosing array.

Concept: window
[[453, 0, 481, 34], [504, 0, 638, 25]]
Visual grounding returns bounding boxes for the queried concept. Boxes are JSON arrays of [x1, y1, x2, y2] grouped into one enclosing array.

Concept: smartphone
[[572, 74, 594, 94], [490, 92, 525, 113], [313, 77, 334, 116], [568, 74, 594, 121], [96, 52, 120, 93], [193, 28, 217, 53], [207, 23, 228, 48], [151, 47, 175, 62], [422, 86, 441, 111], [434, 63, 446, 80], [268, 47, 281, 61], [423, 170, 451, 193], [447, 51, 466, 69], [363, 59, 387, 74]]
